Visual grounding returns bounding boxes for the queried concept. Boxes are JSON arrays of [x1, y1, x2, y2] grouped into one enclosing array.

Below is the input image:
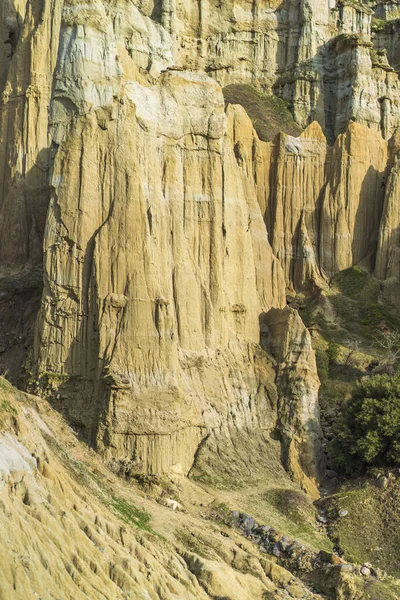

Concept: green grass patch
[[372, 17, 387, 32], [371, 17, 400, 34], [333, 33, 361, 52], [329, 268, 400, 340], [321, 478, 400, 578], [0, 378, 12, 393], [223, 84, 303, 142], [259, 489, 332, 553], [47, 435, 156, 534], [362, 579, 400, 600], [264, 488, 317, 526], [110, 495, 152, 533], [0, 400, 17, 415], [333, 267, 370, 299], [299, 268, 400, 447], [0, 379, 18, 427]]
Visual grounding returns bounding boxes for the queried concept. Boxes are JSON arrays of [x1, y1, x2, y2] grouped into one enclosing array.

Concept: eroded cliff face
[[1, 0, 400, 496], [3, 379, 395, 600]]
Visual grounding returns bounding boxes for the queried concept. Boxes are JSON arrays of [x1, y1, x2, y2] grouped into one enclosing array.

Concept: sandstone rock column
[[260, 307, 324, 499], [161, 0, 176, 36], [375, 153, 400, 304], [0, 0, 63, 274], [319, 122, 388, 277]]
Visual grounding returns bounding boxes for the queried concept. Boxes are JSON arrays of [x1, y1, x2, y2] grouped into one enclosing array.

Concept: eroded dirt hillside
[[1, 379, 400, 599]]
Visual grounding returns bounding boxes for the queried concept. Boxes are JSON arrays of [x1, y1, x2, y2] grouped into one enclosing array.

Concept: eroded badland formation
[[1, 0, 400, 598]]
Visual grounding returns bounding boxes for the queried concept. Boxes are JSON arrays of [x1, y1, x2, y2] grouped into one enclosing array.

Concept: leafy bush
[[315, 347, 329, 382], [326, 341, 341, 365], [371, 18, 386, 32], [331, 373, 400, 474], [334, 267, 369, 300], [360, 303, 385, 327]]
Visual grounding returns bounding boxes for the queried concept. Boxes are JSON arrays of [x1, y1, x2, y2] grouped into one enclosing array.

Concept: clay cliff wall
[[1, 0, 400, 494]]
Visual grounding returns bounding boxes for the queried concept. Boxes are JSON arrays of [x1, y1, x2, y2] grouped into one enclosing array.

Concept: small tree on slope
[[331, 372, 400, 475]]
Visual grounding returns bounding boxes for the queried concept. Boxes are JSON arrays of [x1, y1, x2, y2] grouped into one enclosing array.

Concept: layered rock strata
[[1, 0, 400, 490]]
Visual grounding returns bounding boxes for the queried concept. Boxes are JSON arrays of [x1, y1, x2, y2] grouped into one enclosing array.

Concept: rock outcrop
[[2, 0, 400, 496], [261, 307, 324, 498]]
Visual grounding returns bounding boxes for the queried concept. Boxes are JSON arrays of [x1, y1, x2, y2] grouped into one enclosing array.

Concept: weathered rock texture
[[3, 380, 394, 600], [2, 0, 400, 492], [0, 381, 318, 600]]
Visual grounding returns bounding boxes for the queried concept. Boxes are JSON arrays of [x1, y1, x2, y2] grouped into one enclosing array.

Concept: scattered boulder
[[242, 516, 256, 532], [269, 530, 284, 543], [272, 543, 281, 557], [330, 554, 347, 566], [377, 476, 389, 489], [226, 506, 384, 586], [318, 551, 346, 566], [261, 558, 293, 587], [279, 537, 291, 552]]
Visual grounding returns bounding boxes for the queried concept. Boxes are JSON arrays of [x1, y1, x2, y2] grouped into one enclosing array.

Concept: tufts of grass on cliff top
[[372, 16, 400, 33], [222, 84, 303, 142]]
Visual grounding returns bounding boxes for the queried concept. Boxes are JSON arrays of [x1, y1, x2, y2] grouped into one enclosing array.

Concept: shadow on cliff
[[37, 222, 108, 446], [275, 0, 307, 74], [0, 146, 51, 386], [150, 0, 162, 24], [352, 164, 387, 271], [1, 1, 23, 87]]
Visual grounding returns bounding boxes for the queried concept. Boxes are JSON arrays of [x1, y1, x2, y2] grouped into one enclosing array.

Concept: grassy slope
[[190, 427, 333, 553], [300, 267, 400, 579], [301, 267, 400, 417], [320, 478, 400, 578], [223, 84, 303, 141]]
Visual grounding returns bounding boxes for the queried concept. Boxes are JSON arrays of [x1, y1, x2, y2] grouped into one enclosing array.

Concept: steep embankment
[[1, 378, 400, 600]]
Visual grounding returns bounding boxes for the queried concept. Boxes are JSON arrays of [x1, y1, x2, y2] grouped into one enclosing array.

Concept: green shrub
[[333, 267, 369, 299], [326, 341, 341, 365], [331, 372, 400, 474], [333, 33, 361, 52], [371, 18, 386, 32], [360, 303, 385, 327], [315, 348, 329, 382]]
